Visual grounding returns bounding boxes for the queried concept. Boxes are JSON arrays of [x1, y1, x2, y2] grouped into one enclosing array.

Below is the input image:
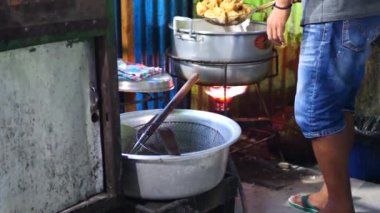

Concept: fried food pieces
[[196, 0, 252, 25]]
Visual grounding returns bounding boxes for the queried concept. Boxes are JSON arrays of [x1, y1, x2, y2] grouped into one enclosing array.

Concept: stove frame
[[165, 48, 284, 158]]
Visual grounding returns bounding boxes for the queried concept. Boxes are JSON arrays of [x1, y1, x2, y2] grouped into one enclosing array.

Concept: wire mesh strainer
[[125, 121, 226, 155]]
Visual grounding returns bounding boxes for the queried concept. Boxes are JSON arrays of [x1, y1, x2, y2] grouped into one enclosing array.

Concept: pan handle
[[173, 16, 201, 41], [130, 73, 200, 153]]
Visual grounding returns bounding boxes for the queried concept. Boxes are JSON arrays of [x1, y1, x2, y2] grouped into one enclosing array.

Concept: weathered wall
[[0, 41, 103, 213], [356, 39, 380, 115], [354, 39, 380, 136]]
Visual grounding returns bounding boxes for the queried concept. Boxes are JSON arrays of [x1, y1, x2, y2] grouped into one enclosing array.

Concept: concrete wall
[[0, 41, 104, 213]]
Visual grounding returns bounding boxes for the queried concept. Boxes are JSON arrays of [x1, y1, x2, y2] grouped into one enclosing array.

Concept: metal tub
[[168, 17, 273, 85], [120, 109, 241, 200], [168, 54, 272, 86], [169, 17, 272, 62]]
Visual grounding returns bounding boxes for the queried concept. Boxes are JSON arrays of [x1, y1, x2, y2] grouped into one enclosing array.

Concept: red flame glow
[[205, 86, 248, 103]]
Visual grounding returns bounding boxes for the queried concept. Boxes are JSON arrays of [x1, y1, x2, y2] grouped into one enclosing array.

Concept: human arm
[[266, 0, 293, 45]]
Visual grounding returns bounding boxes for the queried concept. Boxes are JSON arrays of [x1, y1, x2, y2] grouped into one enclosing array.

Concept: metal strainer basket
[[127, 121, 226, 155], [121, 109, 241, 157]]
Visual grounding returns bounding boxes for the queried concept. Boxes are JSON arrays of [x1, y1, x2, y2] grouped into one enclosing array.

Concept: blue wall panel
[[133, 0, 191, 110]]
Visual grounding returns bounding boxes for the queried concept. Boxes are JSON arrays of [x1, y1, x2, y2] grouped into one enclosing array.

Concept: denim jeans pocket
[[342, 16, 380, 52], [342, 20, 369, 52]]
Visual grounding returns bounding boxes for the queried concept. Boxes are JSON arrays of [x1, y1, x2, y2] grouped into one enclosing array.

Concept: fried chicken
[[196, 0, 252, 24]]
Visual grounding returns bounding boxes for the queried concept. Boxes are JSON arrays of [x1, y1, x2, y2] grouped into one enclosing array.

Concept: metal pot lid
[[169, 17, 267, 35], [119, 73, 174, 93]]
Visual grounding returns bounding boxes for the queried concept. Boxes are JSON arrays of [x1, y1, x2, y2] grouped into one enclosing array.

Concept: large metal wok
[[120, 109, 241, 200], [168, 17, 273, 86]]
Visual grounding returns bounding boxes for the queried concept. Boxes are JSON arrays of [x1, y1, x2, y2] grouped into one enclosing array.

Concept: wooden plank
[[0, 28, 105, 52], [121, 0, 135, 62], [105, 0, 121, 196], [0, 0, 108, 46], [120, 0, 136, 112], [60, 194, 123, 213], [59, 1, 122, 212], [60, 1, 122, 212], [95, 36, 121, 196], [0, 19, 107, 43], [95, 0, 121, 198]]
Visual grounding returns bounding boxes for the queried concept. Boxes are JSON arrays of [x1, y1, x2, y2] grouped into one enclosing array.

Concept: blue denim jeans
[[295, 16, 380, 139]]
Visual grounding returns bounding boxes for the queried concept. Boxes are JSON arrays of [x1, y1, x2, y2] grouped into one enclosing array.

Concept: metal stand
[[166, 48, 284, 160]]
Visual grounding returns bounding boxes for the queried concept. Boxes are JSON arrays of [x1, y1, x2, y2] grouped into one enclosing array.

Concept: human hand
[[266, 1, 292, 46]]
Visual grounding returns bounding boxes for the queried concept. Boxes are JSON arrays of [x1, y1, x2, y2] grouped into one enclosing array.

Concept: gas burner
[[115, 174, 239, 212], [205, 86, 248, 112]]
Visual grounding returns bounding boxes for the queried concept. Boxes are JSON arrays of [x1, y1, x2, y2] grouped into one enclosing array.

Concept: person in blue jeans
[[266, 0, 380, 212]]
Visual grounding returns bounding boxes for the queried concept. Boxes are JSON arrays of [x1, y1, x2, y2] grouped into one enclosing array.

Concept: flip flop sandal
[[288, 194, 320, 213]]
